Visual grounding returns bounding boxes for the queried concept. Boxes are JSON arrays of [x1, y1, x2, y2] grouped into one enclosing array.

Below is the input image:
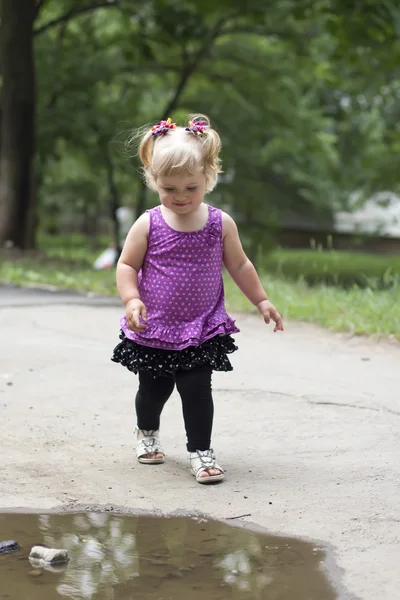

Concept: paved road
[[1, 285, 399, 599]]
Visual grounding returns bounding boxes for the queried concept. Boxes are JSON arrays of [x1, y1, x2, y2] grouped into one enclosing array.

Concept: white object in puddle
[[29, 546, 69, 565]]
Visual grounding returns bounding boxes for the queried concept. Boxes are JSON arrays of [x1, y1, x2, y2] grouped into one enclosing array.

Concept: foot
[[189, 449, 224, 484], [135, 429, 165, 464]]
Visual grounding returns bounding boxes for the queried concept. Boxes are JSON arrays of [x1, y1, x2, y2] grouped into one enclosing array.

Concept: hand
[[257, 300, 284, 332], [126, 298, 147, 332]]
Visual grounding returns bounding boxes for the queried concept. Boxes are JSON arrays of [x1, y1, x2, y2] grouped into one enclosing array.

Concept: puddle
[[0, 512, 337, 599]]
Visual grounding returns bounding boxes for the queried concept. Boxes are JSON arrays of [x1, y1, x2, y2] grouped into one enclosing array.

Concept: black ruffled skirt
[[111, 330, 238, 378]]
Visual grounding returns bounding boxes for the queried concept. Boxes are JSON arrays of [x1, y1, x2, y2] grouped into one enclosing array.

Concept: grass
[[262, 248, 400, 288], [0, 254, 117, 295], [224, 276, 399, 339], [0, 236, 399, 339]]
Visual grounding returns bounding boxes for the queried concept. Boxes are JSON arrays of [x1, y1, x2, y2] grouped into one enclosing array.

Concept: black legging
[[135, 365, 213, 452]]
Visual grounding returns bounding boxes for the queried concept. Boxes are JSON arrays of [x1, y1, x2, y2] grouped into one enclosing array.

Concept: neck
[[160, 203, 209, 232]]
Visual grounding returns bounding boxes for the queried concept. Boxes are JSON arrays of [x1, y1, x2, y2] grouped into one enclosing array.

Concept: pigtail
[[125, 123, 158, 190], [186, 114, 223, 190], [125, 124, 154, 164], [138, 129, 155, 169], [202, 128, 222, 174]]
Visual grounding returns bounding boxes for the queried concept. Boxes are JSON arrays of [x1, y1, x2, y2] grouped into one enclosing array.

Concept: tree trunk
[[135, 183, 148, 221], [104, 147, 121, 259], [0, 0, 36, 248]]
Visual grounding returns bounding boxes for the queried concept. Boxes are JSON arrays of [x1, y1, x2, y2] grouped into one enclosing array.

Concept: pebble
[[29, 570, 43, 577], [0, 540, 20, 554]]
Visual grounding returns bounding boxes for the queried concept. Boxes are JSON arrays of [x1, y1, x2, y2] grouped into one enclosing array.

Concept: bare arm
[[222, 212, 284, 332], [116, 213, 149, 331]]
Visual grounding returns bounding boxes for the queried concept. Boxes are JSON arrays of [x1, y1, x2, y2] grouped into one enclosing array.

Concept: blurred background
[[0, 0, 399, 337]]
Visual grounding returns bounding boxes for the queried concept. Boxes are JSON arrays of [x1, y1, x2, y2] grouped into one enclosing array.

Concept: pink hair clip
[[185, 120, 208, 136], [151, 118, 176, 136]]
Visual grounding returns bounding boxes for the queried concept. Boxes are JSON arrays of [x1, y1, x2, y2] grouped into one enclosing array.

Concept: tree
[[2, 0, 400, 250], [0, 0, 120, 249], [36, 0, 342, 233], [0, 0, 37, 248]]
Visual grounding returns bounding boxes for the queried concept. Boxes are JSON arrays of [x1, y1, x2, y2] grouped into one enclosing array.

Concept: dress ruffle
[[111, 331, 238, 377], [120, 314, 239, 350]]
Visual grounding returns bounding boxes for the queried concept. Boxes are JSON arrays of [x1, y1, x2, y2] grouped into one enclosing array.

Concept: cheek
[[159, 191, 171, 203], [190, 188, 202, 198]]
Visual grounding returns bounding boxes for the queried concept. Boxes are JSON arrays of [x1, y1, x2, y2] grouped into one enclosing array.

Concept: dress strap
[[207, 205, 222, 226], [206, 206, 222, 243], [146, 206, 165, 238]]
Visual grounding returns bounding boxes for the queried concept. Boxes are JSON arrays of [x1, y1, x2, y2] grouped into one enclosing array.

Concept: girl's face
[[155, 172, 207, 215]]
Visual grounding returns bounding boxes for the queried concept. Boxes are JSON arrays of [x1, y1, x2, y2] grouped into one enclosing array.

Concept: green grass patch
[[263, 248, 400, 288], [0, 255, 117, 295], [225, 276, 399, 339]]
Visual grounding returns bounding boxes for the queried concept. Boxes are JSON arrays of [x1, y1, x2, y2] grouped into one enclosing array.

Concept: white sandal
[[135, 428, 165, 464], [189, 449, 224, 484]]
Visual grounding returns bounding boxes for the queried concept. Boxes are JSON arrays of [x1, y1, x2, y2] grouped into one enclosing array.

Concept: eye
[[164, 187, 174, 191], [187, 187, 197, 191]]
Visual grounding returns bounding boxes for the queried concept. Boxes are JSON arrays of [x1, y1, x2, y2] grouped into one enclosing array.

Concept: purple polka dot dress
[[112, 205, 239, 377]]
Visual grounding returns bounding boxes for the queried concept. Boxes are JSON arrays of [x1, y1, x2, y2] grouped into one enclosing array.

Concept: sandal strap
[[135, 429, 164, 458], [189, 449, 223, 476]]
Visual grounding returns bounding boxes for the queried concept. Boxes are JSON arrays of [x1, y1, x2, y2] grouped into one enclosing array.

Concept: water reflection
[[0, 512, 337, 599]]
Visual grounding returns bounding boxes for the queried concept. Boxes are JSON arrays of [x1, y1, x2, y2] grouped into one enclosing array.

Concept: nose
[[174, 193, 187, 203]]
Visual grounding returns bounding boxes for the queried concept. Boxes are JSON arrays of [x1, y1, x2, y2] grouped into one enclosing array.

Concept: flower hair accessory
[[151, 118, 176, 136], [185, 119, 208, 136]]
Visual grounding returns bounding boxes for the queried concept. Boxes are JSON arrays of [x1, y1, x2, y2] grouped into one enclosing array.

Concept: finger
[[128, 320, 137, 332], [264, 311, 270, 324], [127, 317, 137, 332], [128, 320, 146, 332], [140, 305, 147, 322], [273, 317, 284, 332], [132, 308, 140, 327], [131, 309, 146, 331]]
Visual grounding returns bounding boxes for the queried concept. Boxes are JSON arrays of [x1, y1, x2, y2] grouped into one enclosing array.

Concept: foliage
[[29, 0, 400, 243], [1, 0, 399, 251]]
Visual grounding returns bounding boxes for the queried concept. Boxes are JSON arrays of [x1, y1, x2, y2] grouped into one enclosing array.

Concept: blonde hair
[[133, 114, 222, 192]]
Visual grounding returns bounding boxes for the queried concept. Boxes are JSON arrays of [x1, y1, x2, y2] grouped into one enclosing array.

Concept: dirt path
[[1, 286, 399, 599]]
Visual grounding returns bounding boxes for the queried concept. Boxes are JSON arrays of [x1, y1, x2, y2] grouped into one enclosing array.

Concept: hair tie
[[151, 118, 176, 136], [185, 120, 208, 136]]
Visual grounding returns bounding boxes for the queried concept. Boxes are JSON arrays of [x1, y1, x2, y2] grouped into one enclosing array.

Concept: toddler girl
[[112, 115, 283, 484]]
